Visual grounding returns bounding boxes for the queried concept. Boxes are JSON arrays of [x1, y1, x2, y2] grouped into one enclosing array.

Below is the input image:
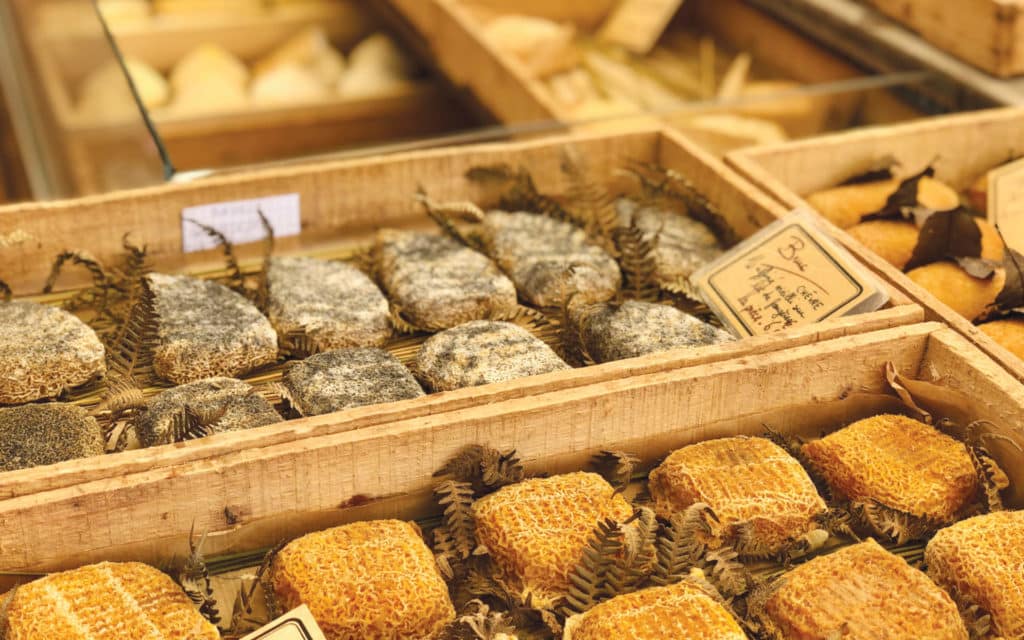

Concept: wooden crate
[[20, 0, 475, 195], [866, 0, 1024, 78], [385, 0, 921, 145], [2, 322, 1022, 577], [727, 107, 1024, 383], [0, 126, 922, 508]]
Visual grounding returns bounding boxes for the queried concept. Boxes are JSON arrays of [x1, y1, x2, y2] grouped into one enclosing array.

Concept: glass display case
[[0, 0, 485, 199], [0, 0, 973, 202]]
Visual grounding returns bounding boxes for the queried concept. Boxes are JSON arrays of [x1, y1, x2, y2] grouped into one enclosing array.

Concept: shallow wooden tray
[[865, 0, 1024, 78], [727, 107, 1024, 384], [2, 322, 1020, 578], [21, 0, 475, 194], [0, 126, 921, 543], [385, 0, 920, 140]]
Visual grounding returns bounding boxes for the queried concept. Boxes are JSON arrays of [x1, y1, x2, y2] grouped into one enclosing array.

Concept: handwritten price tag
[[181, 194, 301, 254], [987, 157, 1024, 252], [598, 0, 686, 54], [241, 606, 327, 640], [693, 211, 887, 337]]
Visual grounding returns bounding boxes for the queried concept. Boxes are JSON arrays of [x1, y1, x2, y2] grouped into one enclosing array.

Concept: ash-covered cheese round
[[616, 199, 724, 283], [135, 377, 281, 447], [415, 320, 569, 391], [573, 300, 733, 363], [266, 256, 391, 350], [148, 273, 278, 384], [483, 211, 621, 307], [376, 230, 517, 330], [0, 403, 104, 471], [0, 300, 105, 405], [282, 348, 424, 416], [271, 520, 455, 640]]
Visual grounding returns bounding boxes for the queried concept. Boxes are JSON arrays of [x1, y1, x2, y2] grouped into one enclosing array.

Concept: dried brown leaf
[[903, 208, 982, 271], [884, 362, 932, 424], [860, 165, 935, 223]]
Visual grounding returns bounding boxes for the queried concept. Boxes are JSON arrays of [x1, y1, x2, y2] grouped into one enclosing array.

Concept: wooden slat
[[866, 0, 1024, 78], [23, 0, 475, 193], [726, 106, 1024, 384], [5, 322, 1024, 575], [0, 126, 922, 504], [385, 0, 920, 133]]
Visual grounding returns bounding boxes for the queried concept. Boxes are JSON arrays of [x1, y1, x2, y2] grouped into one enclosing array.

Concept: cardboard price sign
[[597, 0, 686, 54], [241, 606, 327, 640], [987, 157, 1024, 252], [693, 211, 888, 337]]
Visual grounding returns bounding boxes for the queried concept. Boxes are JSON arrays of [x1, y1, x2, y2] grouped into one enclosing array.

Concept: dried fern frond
[[607, 507, 657, 595], [43, 250, 110, 294], [612, 216, 660, 302], [969, 446, 1007, 513], [117, 235, 152, 286], [814, 507, 861, 542], [436, 480, 477, 562], [590, 450, 640, 493], [563, 518, 624, 617], [279, 327, 323, 359], [434, 526, 461, 582], [470, 164, 575, 226], [104, 276, 158, 396], [177, 524, 222, 626], [43, 250, 114, 314], [559, 147, 619, 252], [435, 445, 525, 496], [185, 218, 244, 292], [251, 209, 275, 313], [256, 540, 287, 620], [956, 420, 1013, 514], [859, 499, 945, 545], [223, 583, 264, 637], [460, 567, 557, 638], [416, 189, 488, 253], [702, 547, 750, 598], [490, 305, 549, 335], [651, 502, 717, 587], [740, 577, 784, 636], [952, 588, 993, 640], [626, 162, 738, 247], [167, 404, 226, 444], [446, 599, 518, 640], [389, 304, 425, 335]]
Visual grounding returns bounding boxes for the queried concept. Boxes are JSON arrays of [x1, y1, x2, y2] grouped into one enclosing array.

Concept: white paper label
[[181, 194, 301, 253], [241, 605, 327, 640], [987, 157, 1024, 253]]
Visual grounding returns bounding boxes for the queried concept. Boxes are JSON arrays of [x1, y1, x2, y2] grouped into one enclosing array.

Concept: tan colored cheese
[[271, 520, 454, 640]]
